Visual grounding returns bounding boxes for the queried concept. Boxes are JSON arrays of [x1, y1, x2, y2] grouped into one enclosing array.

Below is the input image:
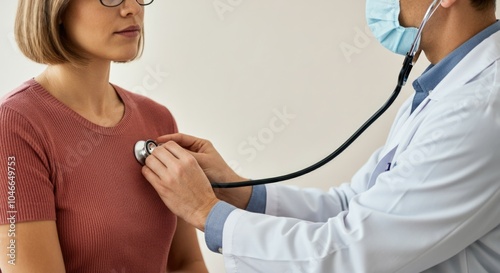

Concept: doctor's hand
[[142, 141, 219, 231], [157, 133, 244, 182], [156, 133, 253, 210]]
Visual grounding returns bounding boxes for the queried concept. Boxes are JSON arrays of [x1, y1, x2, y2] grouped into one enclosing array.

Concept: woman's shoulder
[[0, 80, 38, 111], [0, 79, 48, 126], [113, 84, 174, 117], [113, 85, 162, 107], [112, 85, 178, 133]]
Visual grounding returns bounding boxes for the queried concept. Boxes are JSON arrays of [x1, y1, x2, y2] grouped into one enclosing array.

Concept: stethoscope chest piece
[[134, 139, 158, 165]]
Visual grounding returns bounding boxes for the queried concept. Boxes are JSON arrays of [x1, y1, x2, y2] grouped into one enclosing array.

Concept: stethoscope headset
[[134, 0, 442, 188]]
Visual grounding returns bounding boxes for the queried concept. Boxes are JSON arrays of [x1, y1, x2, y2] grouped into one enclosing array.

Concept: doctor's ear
[[440, 0, 457, 8]]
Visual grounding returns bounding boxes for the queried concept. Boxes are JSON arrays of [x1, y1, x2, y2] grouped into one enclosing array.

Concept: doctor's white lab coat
[[219, 32, 500, 272]]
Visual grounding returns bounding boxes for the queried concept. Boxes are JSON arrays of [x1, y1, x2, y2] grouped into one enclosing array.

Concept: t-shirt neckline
[[27, 78, 133, 136]]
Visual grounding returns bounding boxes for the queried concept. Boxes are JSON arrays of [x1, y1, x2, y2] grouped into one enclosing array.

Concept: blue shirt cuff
[[245, 185, 267, 213], [205, 201, 236, 253]]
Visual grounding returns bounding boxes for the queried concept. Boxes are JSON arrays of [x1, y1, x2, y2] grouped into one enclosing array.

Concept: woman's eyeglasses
[[100, 0, 154, 8]]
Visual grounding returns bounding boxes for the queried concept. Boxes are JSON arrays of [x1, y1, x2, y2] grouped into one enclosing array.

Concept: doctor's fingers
[[156, 133, 206, 161], [142, 152, 170, 185], [145, 145, 192, 177], [142, 151, 201, 201], [160, 137, 226, 167], [157, 133, 214, 154]]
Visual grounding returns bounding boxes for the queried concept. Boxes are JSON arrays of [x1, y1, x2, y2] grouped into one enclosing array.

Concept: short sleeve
[[0, 106, 56, 224]]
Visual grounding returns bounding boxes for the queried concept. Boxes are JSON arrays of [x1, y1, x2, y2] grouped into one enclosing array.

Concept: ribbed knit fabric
[[0, 79, 178, 272]]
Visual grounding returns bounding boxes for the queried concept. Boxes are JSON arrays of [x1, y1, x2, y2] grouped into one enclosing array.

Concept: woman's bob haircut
[[15, 0, 144, 66]]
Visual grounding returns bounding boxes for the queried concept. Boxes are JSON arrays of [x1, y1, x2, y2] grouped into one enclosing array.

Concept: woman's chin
[[111, 53, 140, 63], [113, 58, 136, 63]]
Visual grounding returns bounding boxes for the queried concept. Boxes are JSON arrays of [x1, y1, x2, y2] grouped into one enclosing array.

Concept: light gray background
[[2, 1, 497, 272]]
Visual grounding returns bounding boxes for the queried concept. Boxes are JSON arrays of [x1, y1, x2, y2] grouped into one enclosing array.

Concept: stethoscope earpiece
[[134, 139, 158, 165]]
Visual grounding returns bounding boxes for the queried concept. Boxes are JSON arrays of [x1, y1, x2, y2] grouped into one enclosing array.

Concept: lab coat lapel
[[429, 31, 500, 101], [372, 31, 500, 183]]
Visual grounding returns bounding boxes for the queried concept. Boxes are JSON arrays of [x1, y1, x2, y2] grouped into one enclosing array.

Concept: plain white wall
[[2, 1, 497, 272]]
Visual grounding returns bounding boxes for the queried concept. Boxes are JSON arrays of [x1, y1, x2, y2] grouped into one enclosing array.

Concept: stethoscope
[[134, 0, 442, 188]]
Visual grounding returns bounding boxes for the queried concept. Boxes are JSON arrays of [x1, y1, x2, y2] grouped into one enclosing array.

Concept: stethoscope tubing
[[211, 54, 414, 188], [135, 0, 439, 188], [210, 0, 442, 188]]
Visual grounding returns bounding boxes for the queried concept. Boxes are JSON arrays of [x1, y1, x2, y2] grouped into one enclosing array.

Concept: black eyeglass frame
[[100, 0, 154, 8]]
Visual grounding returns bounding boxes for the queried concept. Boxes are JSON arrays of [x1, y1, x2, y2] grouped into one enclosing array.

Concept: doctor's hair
[[469, 0, 496, 10], [14, 0, 145, 66]]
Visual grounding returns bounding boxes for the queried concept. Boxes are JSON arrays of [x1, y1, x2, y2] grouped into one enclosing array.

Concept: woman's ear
[[440, 0, 457, 8]]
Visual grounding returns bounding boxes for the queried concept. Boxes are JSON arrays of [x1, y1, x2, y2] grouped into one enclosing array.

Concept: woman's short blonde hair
[[15, 0, 144, 65]]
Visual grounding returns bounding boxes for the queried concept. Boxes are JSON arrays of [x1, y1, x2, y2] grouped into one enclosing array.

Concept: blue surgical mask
[[366, 0, 419, 55]]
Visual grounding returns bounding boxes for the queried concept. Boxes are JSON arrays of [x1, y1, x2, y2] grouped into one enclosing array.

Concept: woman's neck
[[36, 60, 125, 127]]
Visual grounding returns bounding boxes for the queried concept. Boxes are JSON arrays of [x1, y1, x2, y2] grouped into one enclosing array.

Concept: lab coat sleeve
[[220, 80, 500, 272], [263, 146, 384, 222], [262, 98, 412, 223]]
